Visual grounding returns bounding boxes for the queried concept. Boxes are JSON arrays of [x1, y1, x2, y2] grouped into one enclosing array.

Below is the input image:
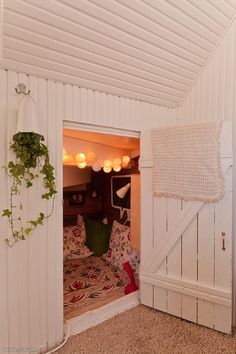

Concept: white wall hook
[[15, 83, 31, 95]]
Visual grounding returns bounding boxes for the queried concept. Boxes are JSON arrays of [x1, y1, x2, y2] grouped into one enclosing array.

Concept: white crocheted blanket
[[151, 122, 224, 202]]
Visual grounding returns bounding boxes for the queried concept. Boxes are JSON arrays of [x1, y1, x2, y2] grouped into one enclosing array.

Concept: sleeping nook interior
[[63, 129, 140, 320]]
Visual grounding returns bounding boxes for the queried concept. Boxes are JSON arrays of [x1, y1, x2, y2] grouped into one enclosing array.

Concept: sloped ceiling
[[2, 0, 236, 107], [63, 128, 140, 150]]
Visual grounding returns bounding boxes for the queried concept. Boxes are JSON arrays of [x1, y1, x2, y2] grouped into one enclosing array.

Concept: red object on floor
[[123, 262, 138, 295]]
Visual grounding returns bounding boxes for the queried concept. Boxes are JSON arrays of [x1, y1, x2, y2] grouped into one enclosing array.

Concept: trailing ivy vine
[[2, 132, 57, 247]]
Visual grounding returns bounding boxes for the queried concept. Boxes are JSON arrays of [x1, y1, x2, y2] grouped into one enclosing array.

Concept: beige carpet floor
[[59, 305, 236, 354]]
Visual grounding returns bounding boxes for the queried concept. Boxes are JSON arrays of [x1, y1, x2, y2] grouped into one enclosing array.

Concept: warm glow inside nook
[[63, 149, 130, 173], [62, 148, 74, 164]]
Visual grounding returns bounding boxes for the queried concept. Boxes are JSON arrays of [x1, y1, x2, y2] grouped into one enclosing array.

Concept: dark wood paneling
[[63, 185, 102, 226], [63, 157, 139, 226]]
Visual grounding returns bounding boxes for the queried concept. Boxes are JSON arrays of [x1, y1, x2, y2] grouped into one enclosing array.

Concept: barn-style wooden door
[[140, 124, 232, 334]]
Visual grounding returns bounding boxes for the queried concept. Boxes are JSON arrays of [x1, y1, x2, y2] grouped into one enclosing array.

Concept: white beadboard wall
[[0, 70, 65, 354], [176, 19, 236, 124], [63, 84, 176, 130], [0, 68, 176, 354], [176, 19, 236, 326]]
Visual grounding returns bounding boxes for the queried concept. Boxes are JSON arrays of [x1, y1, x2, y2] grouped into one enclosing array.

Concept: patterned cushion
[[103, 220, 140, 278], [103, 221, 129, 263], [103, 221, 140, 278], [120, 246, 140, 279], [63, 242, 93, 260], [103, 227, 130, 267], [64, 224, 86, 243], [108, 220, 130, 251], [77, 214, 83, 225], [63, 222, 93, 260]]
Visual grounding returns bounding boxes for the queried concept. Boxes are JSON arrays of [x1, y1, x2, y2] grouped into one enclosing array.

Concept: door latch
[[222, 232, 226, 251]]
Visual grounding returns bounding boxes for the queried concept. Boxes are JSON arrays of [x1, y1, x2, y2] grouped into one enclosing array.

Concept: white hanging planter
[[16, 94, 41, 135], [2, 85, 56, 247]]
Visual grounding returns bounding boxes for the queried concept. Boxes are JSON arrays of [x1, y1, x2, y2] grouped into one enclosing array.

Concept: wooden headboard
[[63, 214, 78, 227], [63, 210, 103, 227], [63, 186, 103, 226]]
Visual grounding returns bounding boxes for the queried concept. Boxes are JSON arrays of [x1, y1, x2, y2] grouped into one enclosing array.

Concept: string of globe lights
[[63, 149, 131, 173]]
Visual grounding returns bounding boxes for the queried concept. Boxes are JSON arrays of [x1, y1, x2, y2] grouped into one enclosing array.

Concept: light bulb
[[113, 157, 121, 166], [122, 155, 130, 166], [103, 159, 112, 168], [86, 151, 96, 163], [92, 162, 102, 172], [113, 165, 121, 172], [62, 148, 68, 161], [75, 153, 86, 163], [62, 148, 74, 164], [103, 166, 112, 173], [63, 154, 74, 164], [77, 161, 87, 169]]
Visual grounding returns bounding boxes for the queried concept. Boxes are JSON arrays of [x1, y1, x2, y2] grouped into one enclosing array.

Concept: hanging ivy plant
[[2, 132, 57, 247]]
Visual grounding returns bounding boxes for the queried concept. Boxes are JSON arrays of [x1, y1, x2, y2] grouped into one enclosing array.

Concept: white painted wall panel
[[177, 19, 236, 327], [64, 84, 176, 131], [0, 71, 9, 351], [6, 70, 20, 353], [0, 68, 174, 353], [0, 71, 65, 354], [176, 21, 236, 123]]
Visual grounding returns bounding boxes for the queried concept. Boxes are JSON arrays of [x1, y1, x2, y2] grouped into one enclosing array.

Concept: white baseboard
[[67, 290, 140, 336]]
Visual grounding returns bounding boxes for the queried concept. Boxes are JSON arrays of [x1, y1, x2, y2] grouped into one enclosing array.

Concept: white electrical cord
[[44, 320, 71, 354]]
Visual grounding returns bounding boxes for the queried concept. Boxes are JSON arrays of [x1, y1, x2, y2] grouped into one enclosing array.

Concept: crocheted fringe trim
[[153, 190, 225, 203]]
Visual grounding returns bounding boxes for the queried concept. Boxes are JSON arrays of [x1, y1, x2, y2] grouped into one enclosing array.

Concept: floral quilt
[[64, 256, 130, 319]]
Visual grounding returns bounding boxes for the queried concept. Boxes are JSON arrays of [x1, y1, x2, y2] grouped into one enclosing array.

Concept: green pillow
[[84, 215, 112, 256]]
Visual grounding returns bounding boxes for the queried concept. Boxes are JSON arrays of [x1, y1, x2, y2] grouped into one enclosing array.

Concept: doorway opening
[[62, 124, 141, 329]]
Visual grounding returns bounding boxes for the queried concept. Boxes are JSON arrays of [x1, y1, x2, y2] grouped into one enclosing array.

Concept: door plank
[[146, 201, 203, 272], [140, 277, 230, 306], [198, 203, 215, 328], [140, 166, 154, 307], [140, 273, 231, 301], [214, 165, 232, 333], [166, 198, 182, 317], [181, 214, 198, 322], [153, 198, 167, 312]]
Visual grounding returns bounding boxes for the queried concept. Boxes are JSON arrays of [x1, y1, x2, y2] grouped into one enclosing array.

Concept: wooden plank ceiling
[[2, 0, 236, 107], [63, 129, 140, 150]]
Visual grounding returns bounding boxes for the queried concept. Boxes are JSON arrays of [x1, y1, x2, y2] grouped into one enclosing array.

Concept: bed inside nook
[[62, 128, 141, 326]]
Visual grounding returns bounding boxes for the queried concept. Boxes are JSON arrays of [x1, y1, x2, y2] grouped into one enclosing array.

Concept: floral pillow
[[63, 224, 86, 244], [108, 220, 131, 250], [77, 213, 83, 225], [103, 220, 140, 278], [120, 246, 140, 279], [63, 222, 93, 260], [103, 227, 131, 268], [63, 242, 93, 260]]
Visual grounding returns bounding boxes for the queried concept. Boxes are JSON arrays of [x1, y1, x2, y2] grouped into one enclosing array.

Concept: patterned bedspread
[[64, 256, 130, 319]]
